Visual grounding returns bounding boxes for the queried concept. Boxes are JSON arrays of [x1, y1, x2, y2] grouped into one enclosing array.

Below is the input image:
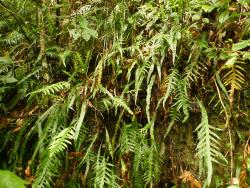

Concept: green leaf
[[224, 56, 237, 68], [232, 39, 250, 51], [0, 76, 18, 84], [218, 11, 229, 24], [243, 52, 250, 60], [192, 14, 201, 21], [0, 170, 28, 188]]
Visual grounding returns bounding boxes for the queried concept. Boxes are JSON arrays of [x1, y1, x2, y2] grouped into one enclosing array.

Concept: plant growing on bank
[[0, 0, 250, 187]]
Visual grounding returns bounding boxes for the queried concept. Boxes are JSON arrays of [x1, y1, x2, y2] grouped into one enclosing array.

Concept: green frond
[[45, 46, 60, 59], [165, 27, 181, 65], [74, 100, 87, 140], [119, 123, 139, 154], [92, 150, 119, 188], [134, 60, 151, 104], [146, 74, 155, 122], [173, 79, 190, 123], [164, 106, 182, 138], [28, 81, 70, 96], [99, 85, 133, 115], [105, 129, 114, 159], [159, 68, 179, 109], [195, 99, 227, 186], [73, 52, 88, 74], [33, 127, 75, 188], [3, 31, 24, 45], [143, 143, 160, 185], [184, 60, 202, 85]]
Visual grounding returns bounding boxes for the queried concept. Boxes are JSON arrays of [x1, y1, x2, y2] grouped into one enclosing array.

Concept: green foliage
[[195, 100, 227, 185], [0, 170, 28, 188], [0, 0, 249, 187], [33, 127, 75, 188]]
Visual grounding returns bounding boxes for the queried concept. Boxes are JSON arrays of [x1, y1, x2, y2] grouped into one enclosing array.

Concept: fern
[[28, 81, 70, 96], [165, 27, 181, 65], [74, 100, 87, 140], [99, 85, 134, 115], [143, 123, 160, 185], [33, 127, 75, 188], [222, 57, 245, 107], [184, 60, 203, 86], [146, 74, 155, 122], [143, 143, 160, 185], [119, 123, 138, 154], [3, 30, 24, 45], [158, 68, 179, 109], [92, 149, 119, 188], [73, 52, 88, 74], [173, 78, 190, 123], [164, 105, 182, 138], [134, 60, 151, 104], [195, 99, 226, 186]]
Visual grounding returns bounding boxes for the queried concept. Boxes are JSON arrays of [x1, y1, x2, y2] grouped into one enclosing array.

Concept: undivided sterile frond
[[195, 100, 227, 186], [74, 100, 87, 140], [146, 75, 155, 122], [165, 27, 181, 65], [134, 60, 151, 104], [28, 81, 70, 96]]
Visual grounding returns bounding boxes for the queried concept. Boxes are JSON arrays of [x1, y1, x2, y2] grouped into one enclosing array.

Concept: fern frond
[[28, 81, 70, 96], [48, 127, 74, 156], [33, 127, 74, 188], [158, 68, 179, 108], [173, 79, 190, 123], [92, 149, 119, 188], [143, 143, 160, 185], [99, 85, 133, 115], [3, 30, 24, 45], [222, 61, 245, 93], [134, 60, 151, 104], [195, 100, 226, 186], [119, 123, 138, 154], [45, 46, 60, 59], [146, 74, 155, 122], [74, 100, 87, 140], [165, 27, 180, 65], [222, 57, 245, 108], [184, 60, 202, 85], [164, 106, 182, 138], [73, 52, 88, 73]]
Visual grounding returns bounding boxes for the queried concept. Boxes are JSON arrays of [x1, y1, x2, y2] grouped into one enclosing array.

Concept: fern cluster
[[1, 0, 249, 187]]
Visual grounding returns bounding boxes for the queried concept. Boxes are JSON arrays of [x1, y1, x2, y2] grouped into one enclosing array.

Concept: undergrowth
[[0, 0, 250, 187]]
